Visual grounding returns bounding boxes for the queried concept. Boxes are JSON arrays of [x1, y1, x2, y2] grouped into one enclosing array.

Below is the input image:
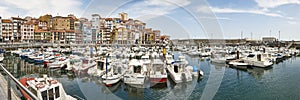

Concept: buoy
[[50, 80, 58, 84], [36, 83, 45, 88]]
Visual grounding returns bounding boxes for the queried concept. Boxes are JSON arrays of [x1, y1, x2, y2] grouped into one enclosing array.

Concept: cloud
[[255, 0, 300, 8], [198, 16, 232, 21], [211, 7, 283, 18], [287, 21, 297, 24], [111, 0, 191, 20], [0, 0, 85, 18]]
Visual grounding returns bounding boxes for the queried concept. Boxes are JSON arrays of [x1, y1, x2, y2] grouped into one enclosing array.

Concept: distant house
[[262, 37, 277, 43]]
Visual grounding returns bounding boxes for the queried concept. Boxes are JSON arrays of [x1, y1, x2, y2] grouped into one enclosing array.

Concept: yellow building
[[52, 16, 71, 30]]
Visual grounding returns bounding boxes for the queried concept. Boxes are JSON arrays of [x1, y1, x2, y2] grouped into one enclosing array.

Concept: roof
[[51, 30, 66, 32], [35, 30, 50, 33], [11, 17, 26, 21], [1, 19, 12, 23]]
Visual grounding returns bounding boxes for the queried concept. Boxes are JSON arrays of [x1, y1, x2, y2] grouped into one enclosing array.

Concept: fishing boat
[[87, 57, 111, 77], [243, 53, 273, 68], [149, 59, 168, 84], [167, 61, 192, 83], [102, 62, 128, 87], [123, 59, 146, 88], [18, 75, 76, 100], [0, 53, 4, 62], [47, 57, 69, 69], [165, 54, 174, 65]]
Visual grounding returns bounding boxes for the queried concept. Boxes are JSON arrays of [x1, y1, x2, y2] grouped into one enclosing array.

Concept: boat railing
[[0, 64, 39, 100]]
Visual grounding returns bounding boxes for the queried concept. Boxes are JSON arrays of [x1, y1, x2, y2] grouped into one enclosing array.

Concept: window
[[41, 90, 47, 100], [55, 86, 60, 98], [48, 88, 54, 100]]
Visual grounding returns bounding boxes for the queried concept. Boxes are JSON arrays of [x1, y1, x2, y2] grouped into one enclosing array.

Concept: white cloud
[[198, 16, 232, 21], [211, 7, 283, 17], [196, 6, 212, 14], [0, 0, 84, 18], [287, 21, 297, 24], [112, 0, 191, 20], [255, 0, 300, 8]]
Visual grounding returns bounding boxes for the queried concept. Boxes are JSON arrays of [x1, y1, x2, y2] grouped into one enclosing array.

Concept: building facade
[[12, 17, 26, 42], [21, 22, 34, 42], [52, 16, 71, 30], [1, 19, 13, 42]]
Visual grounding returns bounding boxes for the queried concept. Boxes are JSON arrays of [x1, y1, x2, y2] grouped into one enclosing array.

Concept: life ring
[[50, 80, 58, 84], [36, 83, 45, 88]]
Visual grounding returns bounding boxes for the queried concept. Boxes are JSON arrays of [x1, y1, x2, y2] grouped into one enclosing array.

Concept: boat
[[18, 75, 76, 100], [0, 53, 4, 62], [73, 57, 96, 75], [243, 53, 273, 68], [167, 61, 192, 83], [149, 59, 168, 84], [123, 59, 147, 88], [47, 57, 69, 69], [102, 62, 128, 87], [87, 57, 111, 77], [165, 54, 174, 65]]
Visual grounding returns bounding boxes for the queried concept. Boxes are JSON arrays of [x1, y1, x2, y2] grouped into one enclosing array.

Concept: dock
[[0, 73, 21, 100]]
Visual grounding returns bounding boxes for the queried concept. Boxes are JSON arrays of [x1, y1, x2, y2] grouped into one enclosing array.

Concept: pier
[[0, 43, 165, 50]]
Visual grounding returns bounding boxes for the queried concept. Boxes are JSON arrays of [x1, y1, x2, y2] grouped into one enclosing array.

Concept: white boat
[[177, 55, 188, 64], [18, 75, 76, 100], [47, 57, 69, 69], [243, 53, 273, 68], [149, 59, 168, 84], [0, 53, 4, 62], [102, 62, 128, 86], [123, 59, 147, 87], [87, 58, 111, 77], [167, 61, 192, 83], [165, 54, 174, 65]]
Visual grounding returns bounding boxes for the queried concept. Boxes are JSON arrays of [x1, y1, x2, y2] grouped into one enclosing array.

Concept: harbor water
[[1, 51, 300, 100]]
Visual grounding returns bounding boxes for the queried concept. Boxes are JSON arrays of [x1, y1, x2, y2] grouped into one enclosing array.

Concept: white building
[[1, 19, 13, 42], [65, 30, 76, 44], [0, 16, 2, 42], [11, 17, 26, 42], [91, 14, 101, 43], [21, 22, 34, 42]]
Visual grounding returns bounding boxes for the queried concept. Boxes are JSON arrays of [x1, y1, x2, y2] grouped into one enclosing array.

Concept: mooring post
[[7, 76, 11, 100]]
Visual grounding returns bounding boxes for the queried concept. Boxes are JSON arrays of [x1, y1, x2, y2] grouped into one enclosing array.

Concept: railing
[[0, 64, 39, 100]]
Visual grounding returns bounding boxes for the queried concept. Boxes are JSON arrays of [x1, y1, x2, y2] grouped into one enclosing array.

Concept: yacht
[[149, 59, 168, 84], [123, 59, 146, 87], [243, 53, 273, 68], [87, 57, 111, 77], [18, 75, 76, 100], [102, 62, 128, 87], [0, 53, 4, 62], [165, 54, 174, 65], [167, 61, 192, 83]]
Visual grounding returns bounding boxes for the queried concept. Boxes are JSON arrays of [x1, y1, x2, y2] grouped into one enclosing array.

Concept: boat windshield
[[247, 54, 255, 58], [134, 65, 142, 73], [55, 86, 60, 99], [97, 61, 104, 70]]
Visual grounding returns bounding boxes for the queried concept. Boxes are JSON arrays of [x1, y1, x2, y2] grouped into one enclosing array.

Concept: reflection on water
[[1, 53, 300, 100]]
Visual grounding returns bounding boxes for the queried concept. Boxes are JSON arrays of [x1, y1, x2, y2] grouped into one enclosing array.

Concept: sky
[[0, 0, 299, 40]]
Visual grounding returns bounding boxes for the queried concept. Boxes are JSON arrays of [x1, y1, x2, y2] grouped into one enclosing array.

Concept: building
[[34, 30, 51, 43], [12, 17, 26, 42], [65, 30, 76, 44], [51, 30, 66, 44], [74, 20, 82, 44], [38, 14, 52, 30], [0, 16, 2, 41], [1, 19, 13, 42], [153, 30, 161, 43], [91, 14, 101, 43], [21, 22, 34, 42], [119, 12, 128, 21], [52, 16, 71, 30], [262, 37, 277, 43], [82, 21, 92, 43]]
